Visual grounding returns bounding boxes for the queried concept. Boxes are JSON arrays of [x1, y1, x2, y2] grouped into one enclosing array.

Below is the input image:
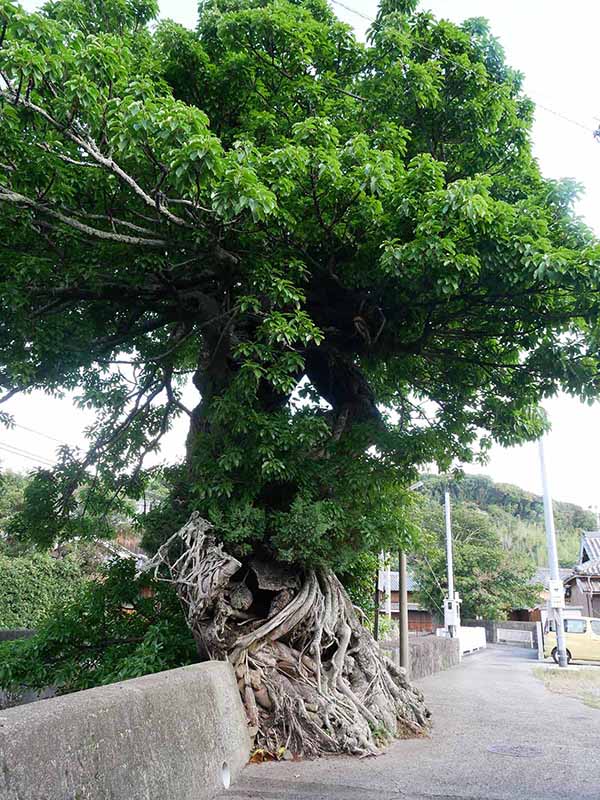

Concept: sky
[[4, 0, 600, 511]]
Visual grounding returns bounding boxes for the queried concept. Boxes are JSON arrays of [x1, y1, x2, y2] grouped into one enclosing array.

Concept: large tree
[[1, 0, 600, 755]]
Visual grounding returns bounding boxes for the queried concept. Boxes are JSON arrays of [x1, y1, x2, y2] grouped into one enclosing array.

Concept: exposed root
[[146, 513, 431, 757]]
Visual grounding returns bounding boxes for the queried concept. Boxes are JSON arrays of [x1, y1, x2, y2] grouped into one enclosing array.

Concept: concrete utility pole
[[385, 556, 392, 619], [443, 489, 460, 638], [398, 480, 424, 670], [398, 550, 409, 670], [538, 437, 568, 668], [373, 570, 380, 641]]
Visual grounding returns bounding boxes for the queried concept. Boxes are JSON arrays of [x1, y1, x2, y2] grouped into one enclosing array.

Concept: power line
[[0, 442, 54, 467], [10, 421, 65, 444], [330, 0, 372, 22], [329, 0, 597, 137]]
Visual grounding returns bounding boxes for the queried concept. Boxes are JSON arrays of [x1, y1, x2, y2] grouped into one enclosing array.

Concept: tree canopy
[[3, 0, 600, 758], [1, 0, 599, 572]]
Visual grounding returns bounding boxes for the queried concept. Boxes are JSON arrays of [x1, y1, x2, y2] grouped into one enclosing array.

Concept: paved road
[[219, 646, 600, 800]]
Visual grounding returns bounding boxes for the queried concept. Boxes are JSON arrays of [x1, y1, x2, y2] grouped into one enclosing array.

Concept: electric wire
[[0, 441, 54, 467], [9, 421, 64, 444], [421, 550, 445, 594], [329, 0, 598, 136]]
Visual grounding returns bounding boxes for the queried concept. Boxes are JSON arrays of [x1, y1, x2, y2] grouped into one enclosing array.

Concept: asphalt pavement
[[218, 645, 600, 800]]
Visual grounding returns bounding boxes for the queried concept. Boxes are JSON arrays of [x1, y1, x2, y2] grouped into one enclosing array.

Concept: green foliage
[[0, 468, 27, 533], [414, 496, 541, 620], [0, 550, 84, 627], [0, 0, 599, 585], [0, 559, 197, 695], [339, 551, 379, 621], [424, 474, 593, 567]]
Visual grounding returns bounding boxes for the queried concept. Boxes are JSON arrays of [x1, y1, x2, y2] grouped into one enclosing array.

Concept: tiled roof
[[581, 531, 600, 562], [531, 567, 572, 588], [378, 569, 417, 593], [574, 558, 600, 576]]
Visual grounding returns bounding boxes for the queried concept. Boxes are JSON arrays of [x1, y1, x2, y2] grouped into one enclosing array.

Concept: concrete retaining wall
[[0, 662, 251, 800], [0, 628, 35, 642], [380, 635, 461, 680], [409, 635, 461, 680], [462, 619, 540, 649]]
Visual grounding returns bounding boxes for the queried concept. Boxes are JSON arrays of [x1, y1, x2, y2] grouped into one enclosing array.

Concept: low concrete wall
[[457, 626, 486, 655], [0, 628, 35, 642], [379, 635, 461, 680], [462, 619, 540, 649], [409, 635, 460, 680], [0, 662, 250, 800]]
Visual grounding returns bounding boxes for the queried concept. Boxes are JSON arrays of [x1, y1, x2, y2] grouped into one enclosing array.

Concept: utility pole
[[398, 550, 409, 670], [397, 480, 424, 670], [538, 437, 568, 667], [373, 570, 380, 641], [443, 489, 460, 638], [385, 555, 392, 619]]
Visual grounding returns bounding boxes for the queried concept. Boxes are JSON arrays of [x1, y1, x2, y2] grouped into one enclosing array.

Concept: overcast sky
[[4, 1, 600, 511]]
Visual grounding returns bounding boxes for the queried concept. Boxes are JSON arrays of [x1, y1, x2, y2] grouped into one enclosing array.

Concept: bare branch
[[0, 186, 169, 247], [0, 86, 194, 229]]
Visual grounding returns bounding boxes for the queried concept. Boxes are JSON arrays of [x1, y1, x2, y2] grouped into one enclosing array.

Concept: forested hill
[[422, 474, 595, 568]]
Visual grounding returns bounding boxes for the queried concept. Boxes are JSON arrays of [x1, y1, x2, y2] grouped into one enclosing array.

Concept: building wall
[[408, 610, 434, 633], [567, 580, 594, 616], [378, 590, 434, 632]]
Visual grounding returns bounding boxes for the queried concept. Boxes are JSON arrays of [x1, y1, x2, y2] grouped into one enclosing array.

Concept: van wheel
[[551, 647, 572, 664]]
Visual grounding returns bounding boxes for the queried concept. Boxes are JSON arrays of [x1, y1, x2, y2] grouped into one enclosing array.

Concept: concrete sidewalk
[[220, 646, 600, 799]]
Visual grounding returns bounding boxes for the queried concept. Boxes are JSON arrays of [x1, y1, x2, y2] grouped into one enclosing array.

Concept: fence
[[462, 619, 541, 650]]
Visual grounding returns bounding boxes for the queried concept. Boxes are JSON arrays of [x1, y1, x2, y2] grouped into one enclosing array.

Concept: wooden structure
[[377, 569, 434, 633]]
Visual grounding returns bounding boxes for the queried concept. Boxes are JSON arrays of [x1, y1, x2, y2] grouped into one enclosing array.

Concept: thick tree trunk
[[147, 514, 431, 758]]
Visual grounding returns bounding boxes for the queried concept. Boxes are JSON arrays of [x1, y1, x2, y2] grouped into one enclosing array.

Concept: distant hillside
[[422, 474, 595, 568]]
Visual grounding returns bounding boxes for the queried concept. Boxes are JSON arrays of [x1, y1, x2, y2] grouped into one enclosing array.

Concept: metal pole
[[538, 437, 568, 668], [444, 490, 454, 601], [444, 490, 458, 638], [398, 550, 410, 671], [385, 555, 392, 619], [373, 570, 380, 641]]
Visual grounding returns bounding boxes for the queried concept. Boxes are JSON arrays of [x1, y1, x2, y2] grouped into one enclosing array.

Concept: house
[[377, 569, 434, 633], [578, 531, 600, 565], [509, 567, 572, 622], [563, 531, 600, 617]]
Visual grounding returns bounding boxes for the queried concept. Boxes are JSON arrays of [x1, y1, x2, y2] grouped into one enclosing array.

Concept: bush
[[0, 552, 84, 628], [0, 559, 198, 696]]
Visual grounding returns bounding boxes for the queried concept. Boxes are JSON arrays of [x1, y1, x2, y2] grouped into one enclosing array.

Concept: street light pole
[[538, 437, 568, 668]]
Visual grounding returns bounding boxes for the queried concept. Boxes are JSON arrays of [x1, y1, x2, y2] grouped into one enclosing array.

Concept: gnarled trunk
[[147, 514, 430, 758]]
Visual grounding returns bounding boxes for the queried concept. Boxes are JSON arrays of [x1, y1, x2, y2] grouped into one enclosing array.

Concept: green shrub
[[0, 552, 84, 629], [0, 559, 197, 696]]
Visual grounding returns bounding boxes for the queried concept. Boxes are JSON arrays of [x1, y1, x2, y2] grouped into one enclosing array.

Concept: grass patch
[[534, 666, 600, 709]]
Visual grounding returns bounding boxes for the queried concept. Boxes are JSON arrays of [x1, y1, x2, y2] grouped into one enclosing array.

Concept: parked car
[[544, 616, 600, 663]]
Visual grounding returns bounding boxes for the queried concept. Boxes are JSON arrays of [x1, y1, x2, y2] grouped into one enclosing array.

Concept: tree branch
[[0, 187, 169, 247]]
